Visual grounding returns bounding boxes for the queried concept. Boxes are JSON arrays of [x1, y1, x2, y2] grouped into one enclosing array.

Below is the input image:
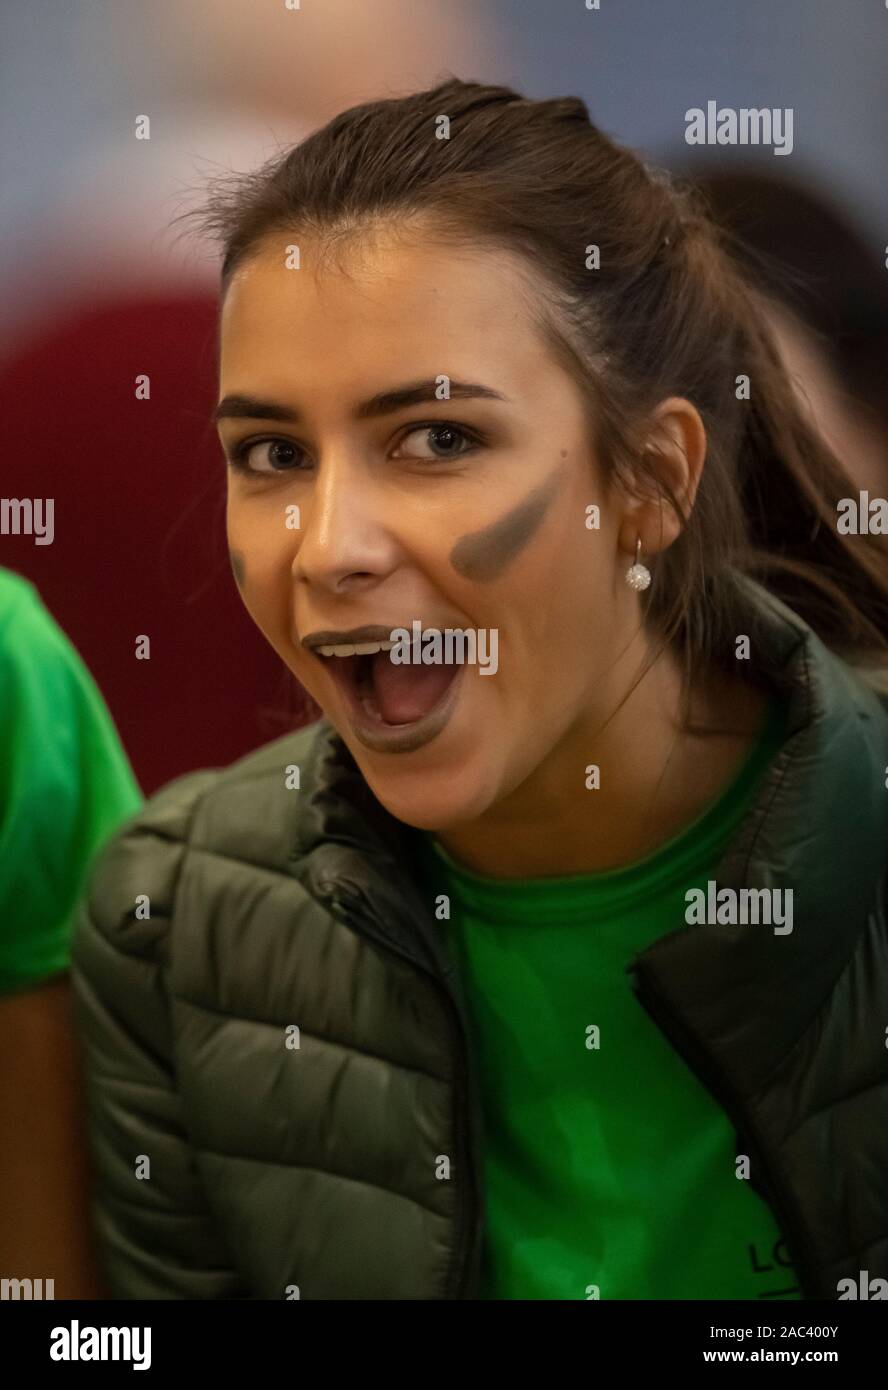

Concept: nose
[[292, 448, 399, 596]]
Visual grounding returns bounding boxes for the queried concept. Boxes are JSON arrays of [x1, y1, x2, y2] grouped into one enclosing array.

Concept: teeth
[[354, 641, 395, 655], [316, 640, 396, 658]]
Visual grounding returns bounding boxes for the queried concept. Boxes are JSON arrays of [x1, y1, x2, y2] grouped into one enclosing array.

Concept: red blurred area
[[0, 296, 315, 794]]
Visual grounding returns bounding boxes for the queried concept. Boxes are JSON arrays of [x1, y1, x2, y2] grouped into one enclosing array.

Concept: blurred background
[[2, 0, 887, 795]]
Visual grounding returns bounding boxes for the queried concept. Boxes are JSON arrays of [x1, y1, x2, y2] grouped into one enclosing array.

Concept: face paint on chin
[[229, 548, 247, 590], [449, 470, 560, 582]]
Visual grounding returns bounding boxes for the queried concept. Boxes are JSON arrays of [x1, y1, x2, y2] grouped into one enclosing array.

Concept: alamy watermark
[[836, 491, 888, 534], [50, 1320, 151, 1370], [685, 882, 794, 935], [685, 102, 793, 156], [1, 498, 54, 545], [837, 1270, 888, 1299], [388, 622, 498, 675], [1, 1276, 54, 1299]]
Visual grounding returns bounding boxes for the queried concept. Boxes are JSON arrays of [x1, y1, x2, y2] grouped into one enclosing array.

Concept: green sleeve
[[0, 569, 143, 994]]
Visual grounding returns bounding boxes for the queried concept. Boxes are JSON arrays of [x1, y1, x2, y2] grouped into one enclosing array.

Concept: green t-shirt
[[0, 568, 143, 994], [414, 697, 802, 1300]]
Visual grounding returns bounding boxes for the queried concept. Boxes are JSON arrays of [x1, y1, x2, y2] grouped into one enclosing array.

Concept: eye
[[228, 437, 305, 474], [392, 422, 480, 462], [227, 421, 482, 475]]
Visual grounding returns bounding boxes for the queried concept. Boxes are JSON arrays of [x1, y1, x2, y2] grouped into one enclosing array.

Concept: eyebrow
[[212, 378, 509, 425]]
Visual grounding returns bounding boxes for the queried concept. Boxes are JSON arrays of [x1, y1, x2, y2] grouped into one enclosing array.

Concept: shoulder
[[0, 568, 64, 659], [0, 566, 140, 820], [0, 565, 40, 616], [76, 720, 330, 960]]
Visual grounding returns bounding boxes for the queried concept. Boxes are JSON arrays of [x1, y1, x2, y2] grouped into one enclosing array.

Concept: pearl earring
[[625, 538, 651, 591]]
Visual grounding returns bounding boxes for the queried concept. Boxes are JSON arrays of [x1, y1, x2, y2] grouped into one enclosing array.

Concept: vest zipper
[[630, 967, 822, 1300], [323, 885, 480, 1298]]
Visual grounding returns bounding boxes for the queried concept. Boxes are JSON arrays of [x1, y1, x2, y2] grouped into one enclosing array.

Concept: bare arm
[[0, 974, 106, 1298]]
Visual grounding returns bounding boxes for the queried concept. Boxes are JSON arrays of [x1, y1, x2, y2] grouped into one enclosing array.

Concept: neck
[[433, 633, 770, 879]]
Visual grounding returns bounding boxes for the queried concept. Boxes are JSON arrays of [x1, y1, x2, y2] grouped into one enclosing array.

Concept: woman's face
[[217, 227, 642, 830]]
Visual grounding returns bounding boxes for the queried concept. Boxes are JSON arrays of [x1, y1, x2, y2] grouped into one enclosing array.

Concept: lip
[[307, 643, 466, 754]]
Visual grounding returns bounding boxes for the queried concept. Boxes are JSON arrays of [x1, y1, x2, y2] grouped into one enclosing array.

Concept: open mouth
[[316, 641, 461, 728]]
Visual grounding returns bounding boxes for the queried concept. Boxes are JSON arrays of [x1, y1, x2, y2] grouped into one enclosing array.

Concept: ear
[[617, 396, 706, 561]]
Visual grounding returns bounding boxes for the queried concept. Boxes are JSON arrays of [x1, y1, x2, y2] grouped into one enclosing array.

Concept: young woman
[[71, 78, 888, 1301]]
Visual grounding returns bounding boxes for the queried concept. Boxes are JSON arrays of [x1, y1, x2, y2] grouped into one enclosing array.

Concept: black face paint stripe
[[449, 472, 559, 582]]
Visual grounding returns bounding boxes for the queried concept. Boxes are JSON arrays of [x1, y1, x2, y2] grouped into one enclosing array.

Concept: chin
[[362, 784, 491, 834], [351, 744, 502, 833]]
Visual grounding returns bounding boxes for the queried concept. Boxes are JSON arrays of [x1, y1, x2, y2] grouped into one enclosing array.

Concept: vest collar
[[631, 574, 888, 1091]]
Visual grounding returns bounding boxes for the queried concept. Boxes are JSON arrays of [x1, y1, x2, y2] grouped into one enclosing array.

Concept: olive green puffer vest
[[71, 580, 888, 1299]]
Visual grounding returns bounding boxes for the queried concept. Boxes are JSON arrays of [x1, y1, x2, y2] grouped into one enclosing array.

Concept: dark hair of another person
[[687, 168, 888, 441]]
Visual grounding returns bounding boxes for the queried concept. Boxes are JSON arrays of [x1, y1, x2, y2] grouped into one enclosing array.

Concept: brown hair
[[188, 77, 888, 701]]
